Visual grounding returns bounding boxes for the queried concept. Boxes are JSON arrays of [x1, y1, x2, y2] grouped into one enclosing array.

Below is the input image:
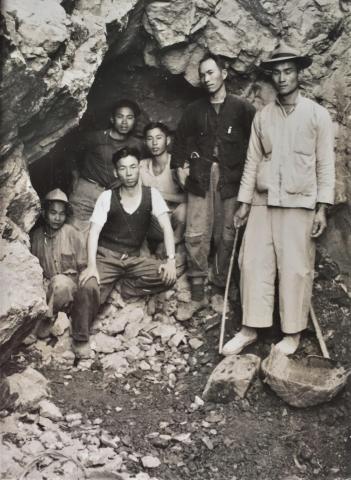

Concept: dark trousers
[[47, 274, 100, 342], [93, 246, 175, 304], [185, 163, 237, 287]]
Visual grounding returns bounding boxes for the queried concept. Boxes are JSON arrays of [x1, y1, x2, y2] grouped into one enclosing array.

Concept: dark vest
[[99, 186, 152, 254]]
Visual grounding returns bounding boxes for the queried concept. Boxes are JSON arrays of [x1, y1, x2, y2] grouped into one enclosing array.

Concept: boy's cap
[[44, 188, 69, 204]]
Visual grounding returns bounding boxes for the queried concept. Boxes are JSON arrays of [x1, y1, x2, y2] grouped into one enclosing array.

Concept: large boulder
[[0, 239, 47, 364]]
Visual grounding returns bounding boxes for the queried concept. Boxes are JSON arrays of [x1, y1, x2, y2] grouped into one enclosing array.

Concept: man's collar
[[275, 91, 302, 108]]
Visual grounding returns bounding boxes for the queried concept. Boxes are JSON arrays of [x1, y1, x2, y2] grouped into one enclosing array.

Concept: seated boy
[[31, 189, 99, 358], [140, 122, 187, 247]]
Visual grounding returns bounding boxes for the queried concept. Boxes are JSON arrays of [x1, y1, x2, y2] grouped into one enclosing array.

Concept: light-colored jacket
[[237, 94, 335, 209]]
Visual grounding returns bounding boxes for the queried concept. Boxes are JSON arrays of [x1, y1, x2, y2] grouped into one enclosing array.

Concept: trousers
[[68, 177, 105, 235], [239, 206, 316, 334], [47, 274, 100, 342], [185, 163, 237, 286], [92, 246, 175, 304]]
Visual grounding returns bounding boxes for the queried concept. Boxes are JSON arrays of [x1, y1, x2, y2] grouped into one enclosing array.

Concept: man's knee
[[49, 274, 76, 296]]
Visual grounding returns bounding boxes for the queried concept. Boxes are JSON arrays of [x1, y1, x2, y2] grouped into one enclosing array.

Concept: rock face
[[0, 0, 350, 362], [0, 0, 139, 363], [0, 239, 47, 364]]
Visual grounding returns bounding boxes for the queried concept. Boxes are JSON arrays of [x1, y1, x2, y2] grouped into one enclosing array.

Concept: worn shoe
[[275, 333, 301, 355], [72, 340, 92, 359], [222, 327, 258, 356]]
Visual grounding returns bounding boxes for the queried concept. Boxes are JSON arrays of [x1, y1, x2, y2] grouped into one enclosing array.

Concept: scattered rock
[[7, 367, 49, 410], [141, 455, 161, 468], [203, 354, 261, 402], [51, 311, 70, 337], [39, 399, 63, 421], [91, 332, 121, 354], [189, 338, 204, 350], [101, 353, 129, 372], [210, 294, 226, 315]]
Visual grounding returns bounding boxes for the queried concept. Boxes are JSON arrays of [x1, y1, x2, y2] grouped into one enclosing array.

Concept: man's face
[[199, 58, 227, 95], [111, 107, 136, 135], [145, 128, 169, 157], [115, 155, 140, 188], [271, 61, 299, 97], [44, 201, 66, 231]]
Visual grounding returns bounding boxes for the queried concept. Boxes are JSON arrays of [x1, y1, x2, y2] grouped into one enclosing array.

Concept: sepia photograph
[[0, 0, 350, 479]]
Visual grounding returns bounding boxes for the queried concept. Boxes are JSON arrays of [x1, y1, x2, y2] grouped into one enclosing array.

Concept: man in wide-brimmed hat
[[222, 43, 335, 356], [31, 188, 100, 358]]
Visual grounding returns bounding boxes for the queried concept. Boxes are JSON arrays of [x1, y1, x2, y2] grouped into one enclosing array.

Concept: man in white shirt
[[79, 147, 177, 344], [140, 122, 187, 246]]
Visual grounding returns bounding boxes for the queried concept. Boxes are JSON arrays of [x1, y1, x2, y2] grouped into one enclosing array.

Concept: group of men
[[31, 44, 335, 360]]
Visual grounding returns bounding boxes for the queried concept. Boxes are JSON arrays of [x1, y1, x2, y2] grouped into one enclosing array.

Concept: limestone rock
[[50, 312, 71, 337], [151, 324, 178, 343], [141, 455, 161, 468], [7, 367, 50, 410], [91, 332, 121, 354], [39, 400, 63, 422], [203, 354, 261, 401], [0, 240, 47, 365], [101, 352, 129, 372], [78, 447, 116, 467], [102, 305, 144, 336]]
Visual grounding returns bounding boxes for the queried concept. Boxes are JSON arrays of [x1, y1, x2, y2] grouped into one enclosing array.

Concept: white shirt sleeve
[[151, 187, 169, 218], [90, 190, 112, 227]]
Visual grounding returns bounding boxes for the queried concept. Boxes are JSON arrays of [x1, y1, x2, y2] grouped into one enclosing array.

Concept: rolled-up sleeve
[[315, 108, 335, 205], [237, 112, 264, 204], [90, 190, 112, 227]]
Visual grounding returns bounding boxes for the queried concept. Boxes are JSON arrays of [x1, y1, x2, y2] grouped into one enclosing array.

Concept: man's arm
[[79, 222, 102, 286], [234, 112, 264, 227], [157, 212, 176, 286], [78, 189, 111, 285], [311, 107, 335, 238], [162, 191, 187, 204]]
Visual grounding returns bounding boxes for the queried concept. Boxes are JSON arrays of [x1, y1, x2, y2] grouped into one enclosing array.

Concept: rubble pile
[[0, 275, 227, 480], [0, 398, 161, 480], [26, 274, 209, 381]]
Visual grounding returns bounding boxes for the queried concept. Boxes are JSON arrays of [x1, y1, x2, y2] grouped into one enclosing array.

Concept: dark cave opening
[[29, 53, 201, 200]]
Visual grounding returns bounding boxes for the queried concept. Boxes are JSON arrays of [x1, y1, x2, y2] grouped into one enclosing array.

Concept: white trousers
[[239, 206, 316, 334]]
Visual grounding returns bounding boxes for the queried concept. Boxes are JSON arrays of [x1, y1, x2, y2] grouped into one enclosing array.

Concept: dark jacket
[[74, 130, 145, 188], [171, 94, 255, 199]]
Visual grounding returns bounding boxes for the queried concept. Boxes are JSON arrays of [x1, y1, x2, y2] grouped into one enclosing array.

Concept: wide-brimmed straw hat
[[44, 188, 69, 204], [261, 43, 312, 70]]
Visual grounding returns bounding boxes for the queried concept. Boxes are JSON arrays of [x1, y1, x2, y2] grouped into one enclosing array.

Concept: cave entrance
[[29, 52, 200, 200]]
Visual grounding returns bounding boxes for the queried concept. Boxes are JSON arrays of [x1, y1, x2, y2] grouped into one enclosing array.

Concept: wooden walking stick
[[219, 227, 240, 354], [310, 302, 330, 359]]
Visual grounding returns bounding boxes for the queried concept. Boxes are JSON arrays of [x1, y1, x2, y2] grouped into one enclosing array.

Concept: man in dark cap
[[31, 189, 99, 358], [69, 99, 144, 234], [222, 43, 335, 356]]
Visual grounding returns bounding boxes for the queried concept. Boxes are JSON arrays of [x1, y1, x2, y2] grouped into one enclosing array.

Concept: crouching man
[[31, 189, 99, 357], [79, 147, 177, 344]]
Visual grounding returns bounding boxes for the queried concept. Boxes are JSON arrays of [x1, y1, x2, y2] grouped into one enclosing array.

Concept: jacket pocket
[[294, 131, 315, 156], [284, 153, 315, 195], [256, 160, 271, 193]]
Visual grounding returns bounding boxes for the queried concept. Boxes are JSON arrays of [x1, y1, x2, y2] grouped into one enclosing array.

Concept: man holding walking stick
[[222, 44, 335, 356]]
